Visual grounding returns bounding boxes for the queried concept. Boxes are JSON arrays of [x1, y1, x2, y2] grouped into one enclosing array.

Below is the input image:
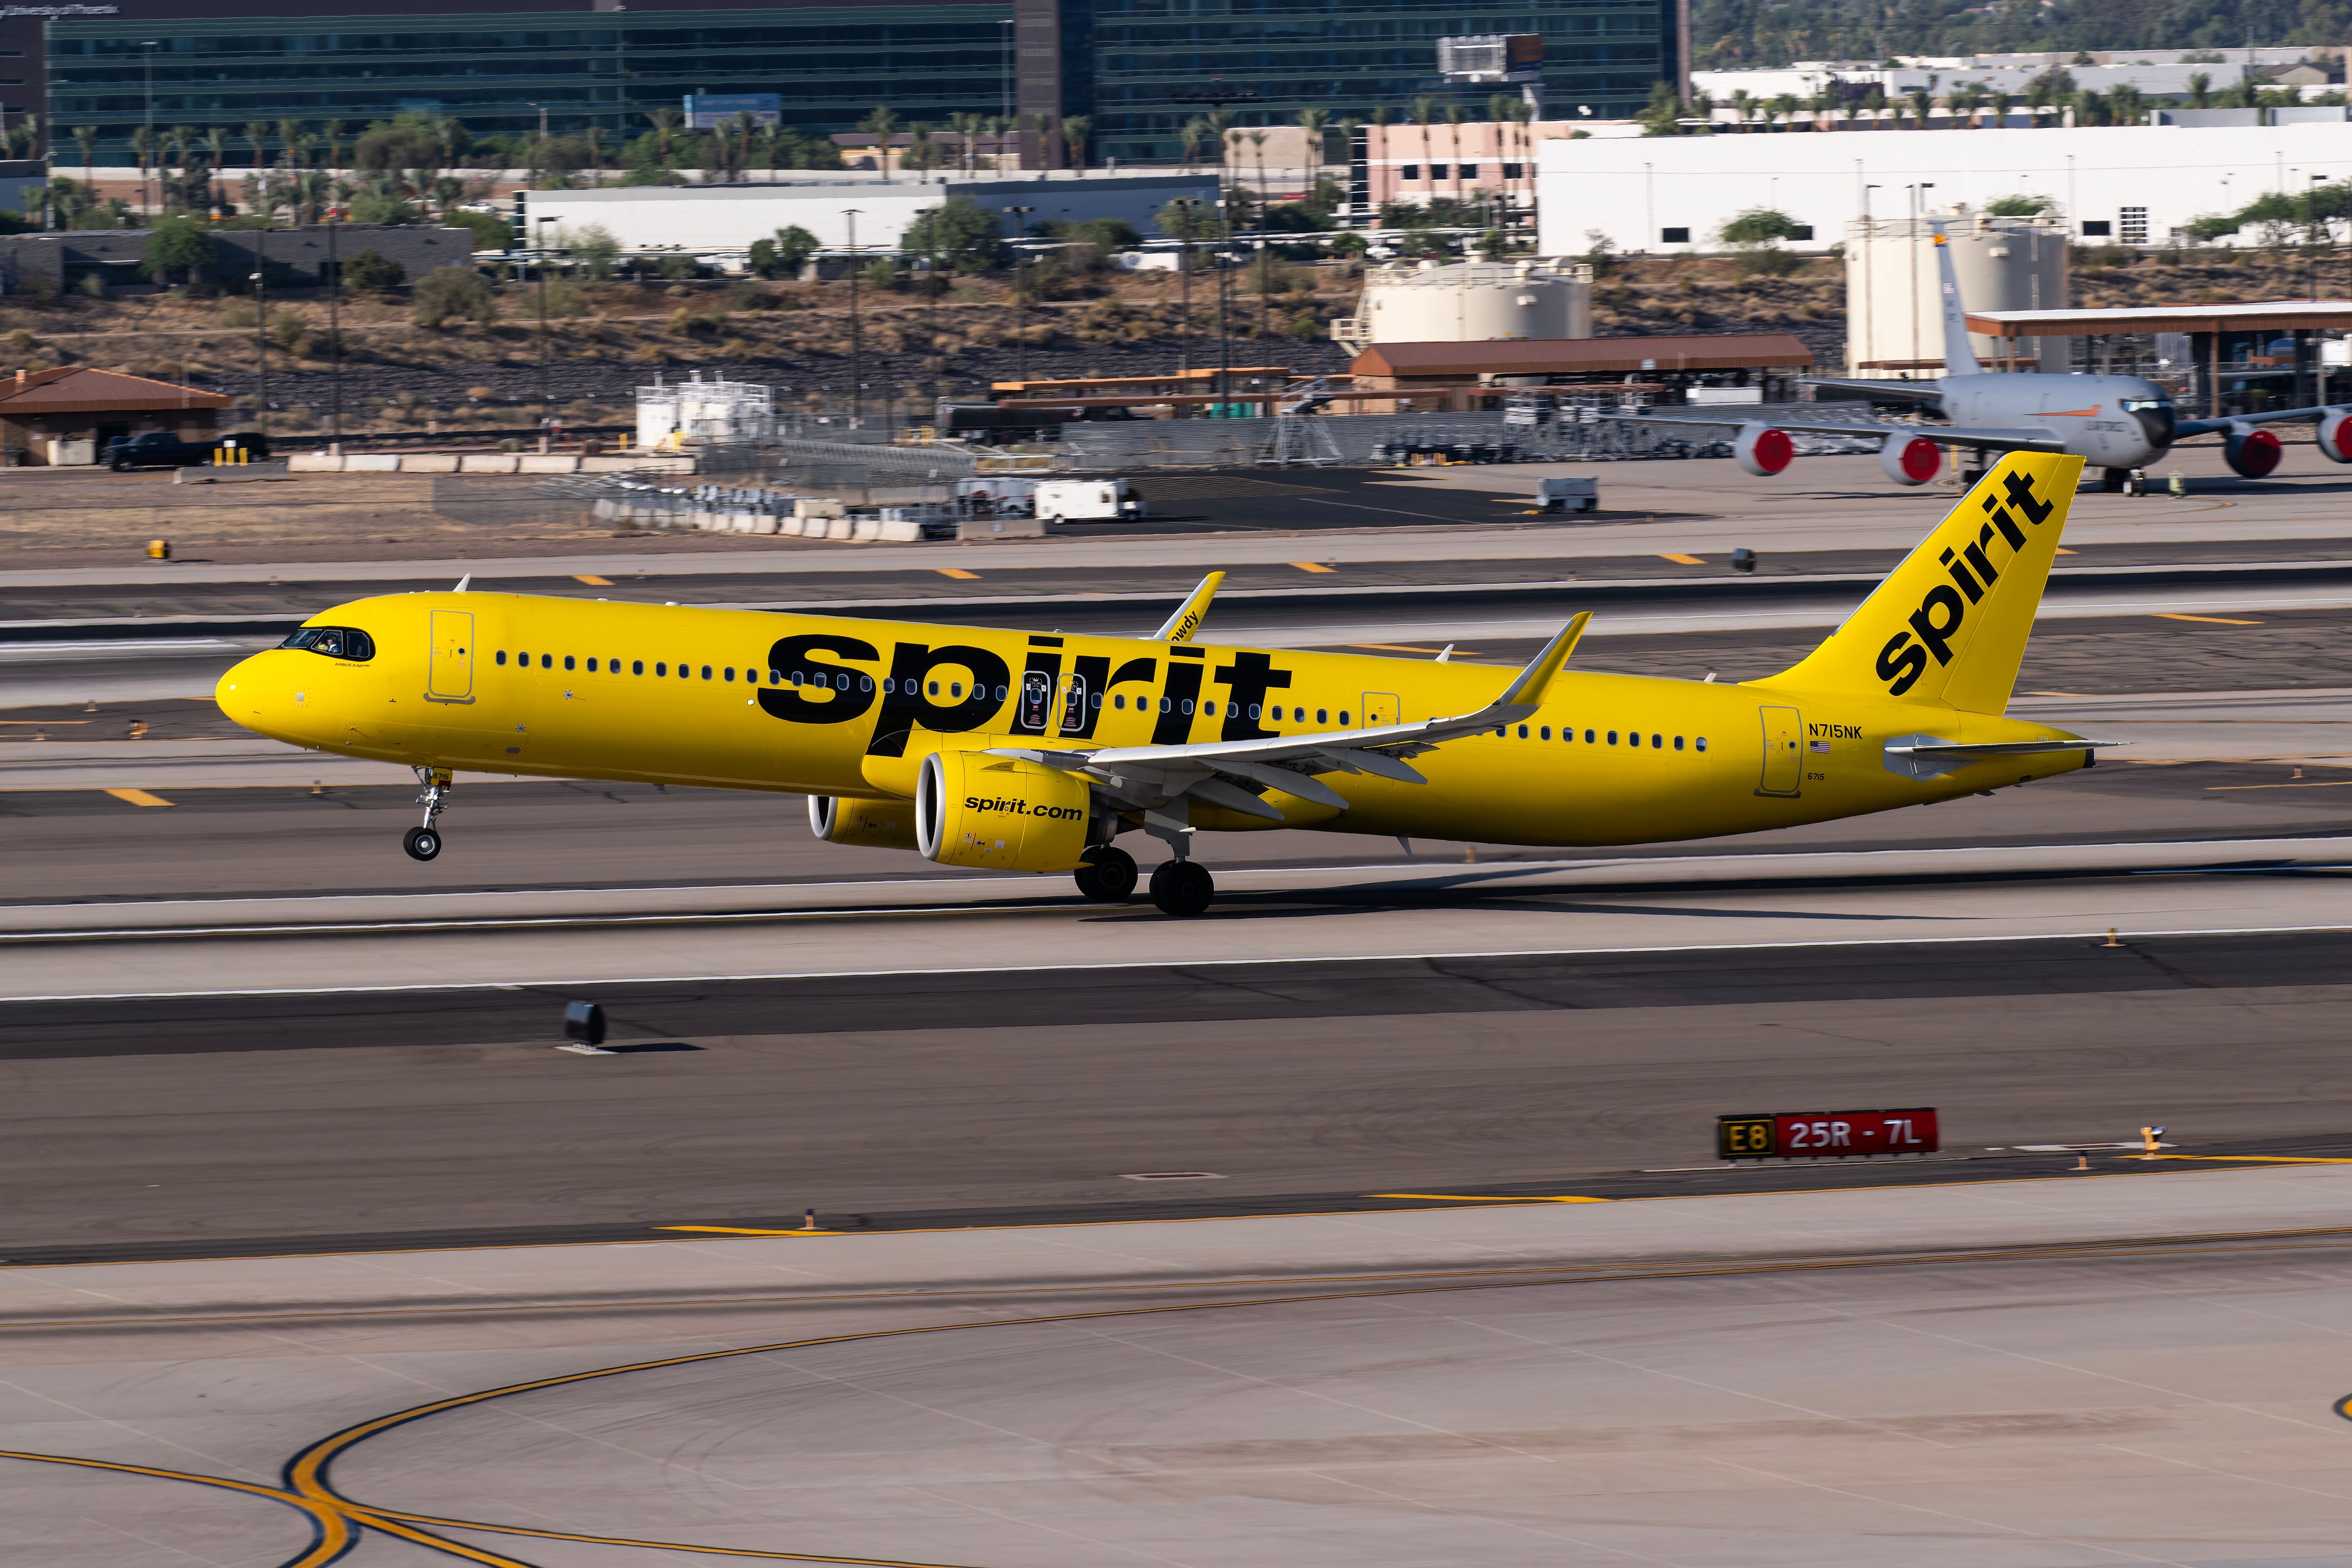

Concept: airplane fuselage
[[1933, 371, 2177, 468], [219, 591, 2091, 849]]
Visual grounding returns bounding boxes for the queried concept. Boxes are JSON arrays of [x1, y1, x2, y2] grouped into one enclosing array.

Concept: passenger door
[[427, 609, 475, 703], [1756, 705, 1802, 796], [1362, 691, 1399, 728]]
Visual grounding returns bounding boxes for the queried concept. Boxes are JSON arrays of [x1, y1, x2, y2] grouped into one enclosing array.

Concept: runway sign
[[1718, 1108, 1939, 1160]]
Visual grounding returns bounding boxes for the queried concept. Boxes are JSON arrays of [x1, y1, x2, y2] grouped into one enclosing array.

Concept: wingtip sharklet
[[1494, 611, 1591, 713], [1152, 570, 1225, 643]]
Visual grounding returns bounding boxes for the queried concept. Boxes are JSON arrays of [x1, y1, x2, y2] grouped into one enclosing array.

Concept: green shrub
[[341, 249, 406, 291], [411, 265, 496, 328]]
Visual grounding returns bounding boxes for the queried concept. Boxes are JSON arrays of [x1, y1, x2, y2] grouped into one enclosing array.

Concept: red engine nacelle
[[1879, 434, 1941, 486], [1733, 423, 1794, 476], [2224, 423, 2283, 478], [2317, 409, 2352, 465]]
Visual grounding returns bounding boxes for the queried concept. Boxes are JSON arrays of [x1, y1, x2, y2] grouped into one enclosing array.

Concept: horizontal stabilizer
[[1884, 732, 2119, 779]]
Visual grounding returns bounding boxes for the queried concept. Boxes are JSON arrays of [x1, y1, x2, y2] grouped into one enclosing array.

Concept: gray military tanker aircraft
[[1621, 232, 2350, 492]]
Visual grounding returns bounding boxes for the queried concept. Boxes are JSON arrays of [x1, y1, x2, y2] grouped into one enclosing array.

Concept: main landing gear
[[404, 767, 451, 861], [2102, 467, 2148, 495], [1073, 844, 1138, 903], [1148, 858, 1215, 918]]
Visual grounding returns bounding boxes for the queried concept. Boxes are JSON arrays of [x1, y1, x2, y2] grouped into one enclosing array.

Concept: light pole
[[1172, 196, 1198, 379], [140, 40, 158, 218], [1905, 181, 1934, 373], [534, 214, 558, 443], [1860, 183, 1879, 374], [844, 207, 862, 426], [250, 229, 268, 439], [327, 209, 343, 452], [1006, 203, 1034, 386]]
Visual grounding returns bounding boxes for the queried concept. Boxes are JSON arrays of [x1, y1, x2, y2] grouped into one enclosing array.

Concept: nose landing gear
[[405, 767, 452, 861]]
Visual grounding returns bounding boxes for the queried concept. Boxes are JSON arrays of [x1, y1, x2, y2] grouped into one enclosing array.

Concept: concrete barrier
[[288, 453, 342, 473], [460, 453, 520, 474], [518, 454, 580, 474], [345, 453, 401, 473], [401, 453, 460, 473]]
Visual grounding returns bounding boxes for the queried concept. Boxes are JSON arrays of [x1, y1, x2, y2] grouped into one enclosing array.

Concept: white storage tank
[[1844, 208, 2070, 376], [1331, 259, 1592, 353]]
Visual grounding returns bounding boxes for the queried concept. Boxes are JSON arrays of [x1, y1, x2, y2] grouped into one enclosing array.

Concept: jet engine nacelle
[[808, 794, 919, 851], [915, 748, 1092, 872], [2224, 423, 2284, 478], [2318, 409, 2352, 465], [1732, 422, 1795, 477], [1879, 434, 1941, 487]]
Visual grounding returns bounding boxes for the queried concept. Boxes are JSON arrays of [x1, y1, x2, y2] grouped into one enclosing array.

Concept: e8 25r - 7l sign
[[1717, 1109, 1939, 1161]]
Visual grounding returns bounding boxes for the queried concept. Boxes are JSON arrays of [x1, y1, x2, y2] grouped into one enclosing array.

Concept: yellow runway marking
[[658, 1225, 838, 1236], [2055, 547, 2077, 554], [2153, 613, 2262, 625], [1290, 561, 1334, 573], [1658, 553, 1705, 565], [2207, 780, 2352, 791], [102, 787, 173, 807], [572, 574, 613, 586], [935, 567, 980, 580], [0, 1451, 355, 1567], [1372, 1193, 1610, 1203]]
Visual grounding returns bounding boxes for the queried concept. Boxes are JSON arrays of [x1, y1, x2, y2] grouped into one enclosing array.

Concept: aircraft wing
[[1805, 377, 1947, 403], [988, 613, 1591, 821], [2174, 404, 2338, 438], [1602, 411, 2068, 452]]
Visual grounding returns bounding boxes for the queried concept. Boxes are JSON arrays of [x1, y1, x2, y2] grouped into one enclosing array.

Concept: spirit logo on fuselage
[[1873, 470, 2051, 697], [754, 630, 1301, 751]]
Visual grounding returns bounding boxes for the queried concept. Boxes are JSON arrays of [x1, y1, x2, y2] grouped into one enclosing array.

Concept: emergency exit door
[[427, 609, 475, 702], [1756, 705, 1803, 796]]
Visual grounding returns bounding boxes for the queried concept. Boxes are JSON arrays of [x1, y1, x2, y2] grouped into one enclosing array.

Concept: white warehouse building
[[518, 172, 1217, 255], [1535, 122, 2352, 257]]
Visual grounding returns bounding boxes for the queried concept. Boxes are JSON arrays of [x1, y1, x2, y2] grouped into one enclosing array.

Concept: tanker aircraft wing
[[1602, 410, 2068, 452], [2174, 405, 2340, 438], [988, 612, 1591, 823]]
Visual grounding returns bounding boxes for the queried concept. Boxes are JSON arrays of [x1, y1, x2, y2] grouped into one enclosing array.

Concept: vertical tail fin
[[1765, 451, 2083, 714], [1934, 229, 1981, 377]]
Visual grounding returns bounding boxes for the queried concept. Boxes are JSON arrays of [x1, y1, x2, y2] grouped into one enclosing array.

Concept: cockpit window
[[2121, 397, 2172, 411], [279, 625, 376, 662]]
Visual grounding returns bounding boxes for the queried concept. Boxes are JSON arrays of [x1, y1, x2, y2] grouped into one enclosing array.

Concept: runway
[[9, 1169, 2352, 1568]]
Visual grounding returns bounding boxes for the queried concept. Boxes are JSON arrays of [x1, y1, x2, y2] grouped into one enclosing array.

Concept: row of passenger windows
[[490, 652, 1709, 750], [1502, 723, 1708, 751]]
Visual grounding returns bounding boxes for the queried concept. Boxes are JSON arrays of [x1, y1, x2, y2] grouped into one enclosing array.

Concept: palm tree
[[1402, 93, 1439, 197], [160, 126, 189, 209], [1060, 115, 1090, 169], [1987, 88, 2013, 128], [73, 124, 96, 186], [1485, 94, 1514, 215], [2189, 72, 2213, 109], [275, 117, 304, 168], [1905, 86, 1933, 129], [1443, 103, 1467, 204], [1029, 110, 1056, 169], [1295, 105, 1329, 181], [243, 120, 270, 169], [583, 124, 605, 184], [859, 106, 900, 178], [126, 124, 153, 213], [1767, 92, 1799, 131], [317, 121, 342, 173], [947, 111, 982, 175], [1180, 116, 1209, 170], [644, 106, 681, 170], [1729, 88, 1755, 131]]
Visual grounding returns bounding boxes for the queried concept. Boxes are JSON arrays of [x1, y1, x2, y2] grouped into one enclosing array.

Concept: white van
[[1034, 478, 1145, 523]]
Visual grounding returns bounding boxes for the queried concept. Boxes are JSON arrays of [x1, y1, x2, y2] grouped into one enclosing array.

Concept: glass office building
[[28, 0, 1675, 166]]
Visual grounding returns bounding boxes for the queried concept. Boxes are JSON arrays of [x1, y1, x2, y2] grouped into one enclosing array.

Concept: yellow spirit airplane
[[219, 451, 2113, 917]]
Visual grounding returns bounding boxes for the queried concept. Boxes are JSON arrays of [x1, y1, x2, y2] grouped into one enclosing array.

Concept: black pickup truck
[[102, 431, 272, 470]]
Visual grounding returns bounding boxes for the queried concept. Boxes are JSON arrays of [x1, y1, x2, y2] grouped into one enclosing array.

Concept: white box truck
[[1033, 478, 1146, 523]]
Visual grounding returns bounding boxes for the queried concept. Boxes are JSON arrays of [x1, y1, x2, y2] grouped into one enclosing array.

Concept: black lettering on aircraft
[[759, 633, 879, 725], [2001, 469, 2052, 525], [1213, 651, 1295, 741], [1980, 496, 2027, 550], [863, 641, 1011, 757], [1907, 584, 1968, 666], [1153, 657, 1205, 744], [1876, 632, 1928, 696]]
